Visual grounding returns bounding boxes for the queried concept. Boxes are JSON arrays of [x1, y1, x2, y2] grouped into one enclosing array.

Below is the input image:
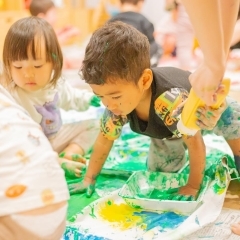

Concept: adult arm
[[181, 0, 240, 105]]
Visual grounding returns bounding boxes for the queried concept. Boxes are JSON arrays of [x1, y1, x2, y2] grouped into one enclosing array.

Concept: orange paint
[[5, 184, 27, 198]]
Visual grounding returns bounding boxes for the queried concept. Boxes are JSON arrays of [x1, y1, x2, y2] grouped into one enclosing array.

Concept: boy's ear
[[139, 68, 153, 90]]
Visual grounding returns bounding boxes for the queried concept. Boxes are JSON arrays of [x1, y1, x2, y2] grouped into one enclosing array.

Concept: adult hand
[[195, 100, 227, 130], [189, 62, 224, 106]]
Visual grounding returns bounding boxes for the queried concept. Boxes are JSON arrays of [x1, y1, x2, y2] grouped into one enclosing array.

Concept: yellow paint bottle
[[177, 78, 230, 136]]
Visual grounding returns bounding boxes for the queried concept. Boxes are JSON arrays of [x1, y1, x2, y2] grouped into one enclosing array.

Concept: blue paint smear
[[219, 106, 233, 126], [195, 215, 200, 225], [63, 227, 110, 240], [134, 211, 188, 231]]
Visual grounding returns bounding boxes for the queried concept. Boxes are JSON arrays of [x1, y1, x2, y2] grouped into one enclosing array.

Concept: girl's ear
[[139, 68, 153, 90]]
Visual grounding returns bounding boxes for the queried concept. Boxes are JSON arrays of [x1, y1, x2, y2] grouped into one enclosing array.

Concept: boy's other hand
[[195, 100, 227, 130], [178, 184, 199, 200]]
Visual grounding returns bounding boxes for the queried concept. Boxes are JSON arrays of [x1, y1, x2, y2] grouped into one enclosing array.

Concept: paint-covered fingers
[[178, 185, 199, 200], [68, 181, 87, 195], [231, 222, 240, 235], [61, 160, 86, 178], [71, 154, 87, 164], [195, 100, 227, 130], [59, 151, 87, 164], [68, 181, 95, 197]]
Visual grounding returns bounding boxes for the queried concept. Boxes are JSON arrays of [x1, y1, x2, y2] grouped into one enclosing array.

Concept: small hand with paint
[[68, 176, 96, 197], [154, 188, 195, 201], [195, 100, 227, 130], [59, 158, 86, 179], [178, 184, 199, 201], [90, 95, 101, 107]]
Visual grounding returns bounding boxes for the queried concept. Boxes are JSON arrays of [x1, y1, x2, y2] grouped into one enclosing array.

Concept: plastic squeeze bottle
[[177, 78, 230, 136]]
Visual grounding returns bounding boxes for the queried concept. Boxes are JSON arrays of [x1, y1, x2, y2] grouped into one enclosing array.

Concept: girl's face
[[10, 37, 53, 92]]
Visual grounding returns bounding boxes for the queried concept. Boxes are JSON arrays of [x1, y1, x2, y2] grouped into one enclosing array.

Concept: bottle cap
[[177, 118, 198, 136]]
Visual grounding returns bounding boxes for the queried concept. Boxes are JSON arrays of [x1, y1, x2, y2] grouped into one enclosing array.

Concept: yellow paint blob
[[16, 150, 30, 164], [98, 200, 142, 230]]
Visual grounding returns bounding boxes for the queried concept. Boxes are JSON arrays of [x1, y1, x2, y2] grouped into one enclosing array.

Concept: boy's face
[[90, 80, 145, 116]]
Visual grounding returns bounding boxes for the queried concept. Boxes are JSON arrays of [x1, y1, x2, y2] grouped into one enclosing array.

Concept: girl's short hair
[[2, 16, 63, 88]]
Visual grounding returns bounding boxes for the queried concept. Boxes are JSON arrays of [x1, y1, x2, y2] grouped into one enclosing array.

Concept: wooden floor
[[223, 90, 240, 209], [224, 180, 240, 209]]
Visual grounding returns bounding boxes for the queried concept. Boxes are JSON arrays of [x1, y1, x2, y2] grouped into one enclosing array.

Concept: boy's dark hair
[[120, 0, 144, 5], [2, 16, 63, 88], [29, 0, 55, 16], [81, 21, 150, 85]]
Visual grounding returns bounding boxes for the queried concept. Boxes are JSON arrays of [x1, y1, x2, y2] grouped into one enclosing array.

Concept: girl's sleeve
[[57, 80, 94, 111], [100, 109, 128, 140], [154, 87, 189, 137]]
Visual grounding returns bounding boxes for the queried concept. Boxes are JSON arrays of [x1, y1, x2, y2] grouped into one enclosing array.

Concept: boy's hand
[[90, 95, 101, 107], [178, 184, 199, 200], [195, 100, 227, 130], [68, 180, 95, 197]]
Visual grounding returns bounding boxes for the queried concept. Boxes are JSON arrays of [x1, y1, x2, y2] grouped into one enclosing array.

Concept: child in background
[[2, 16, 100, 178], [109, 0, 162, 67], [71, 22, 240, 201], [0, 72, 69, 239], [29, 0, 80, 45]]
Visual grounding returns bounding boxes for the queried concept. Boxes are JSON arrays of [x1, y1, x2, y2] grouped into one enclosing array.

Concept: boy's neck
[[135, 87, 152, 121], [120, 3, 142, 13]]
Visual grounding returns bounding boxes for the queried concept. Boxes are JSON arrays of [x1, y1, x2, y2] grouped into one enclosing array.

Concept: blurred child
[[71, 22, 240, 202], [109, 0, 162, 67], [0, 64, 69, 239], [29, 0, 80, 45], [2, 16, 100, 178]]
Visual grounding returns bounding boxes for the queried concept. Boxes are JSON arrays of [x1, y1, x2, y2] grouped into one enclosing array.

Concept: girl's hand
[[60, 160, 86, 178]]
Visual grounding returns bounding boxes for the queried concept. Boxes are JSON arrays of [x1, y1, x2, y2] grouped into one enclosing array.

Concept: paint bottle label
[[177, 78, 230, 136]]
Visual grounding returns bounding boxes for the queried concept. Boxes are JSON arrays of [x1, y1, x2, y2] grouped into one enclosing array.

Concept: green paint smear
[[65, 126, 238, 222]]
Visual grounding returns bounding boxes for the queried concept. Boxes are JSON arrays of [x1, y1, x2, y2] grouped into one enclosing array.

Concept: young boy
[[71, 21, 240, 199], [109, 0, 162, 67]]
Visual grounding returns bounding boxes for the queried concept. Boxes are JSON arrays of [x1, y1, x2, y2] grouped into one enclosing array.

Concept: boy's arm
[[84, 132, 114, 184], [180, 131, 206, 197], [68, 131, 114, 196]]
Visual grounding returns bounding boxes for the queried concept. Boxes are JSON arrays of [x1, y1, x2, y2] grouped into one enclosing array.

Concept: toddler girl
[[2, 16, 99, 178]]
